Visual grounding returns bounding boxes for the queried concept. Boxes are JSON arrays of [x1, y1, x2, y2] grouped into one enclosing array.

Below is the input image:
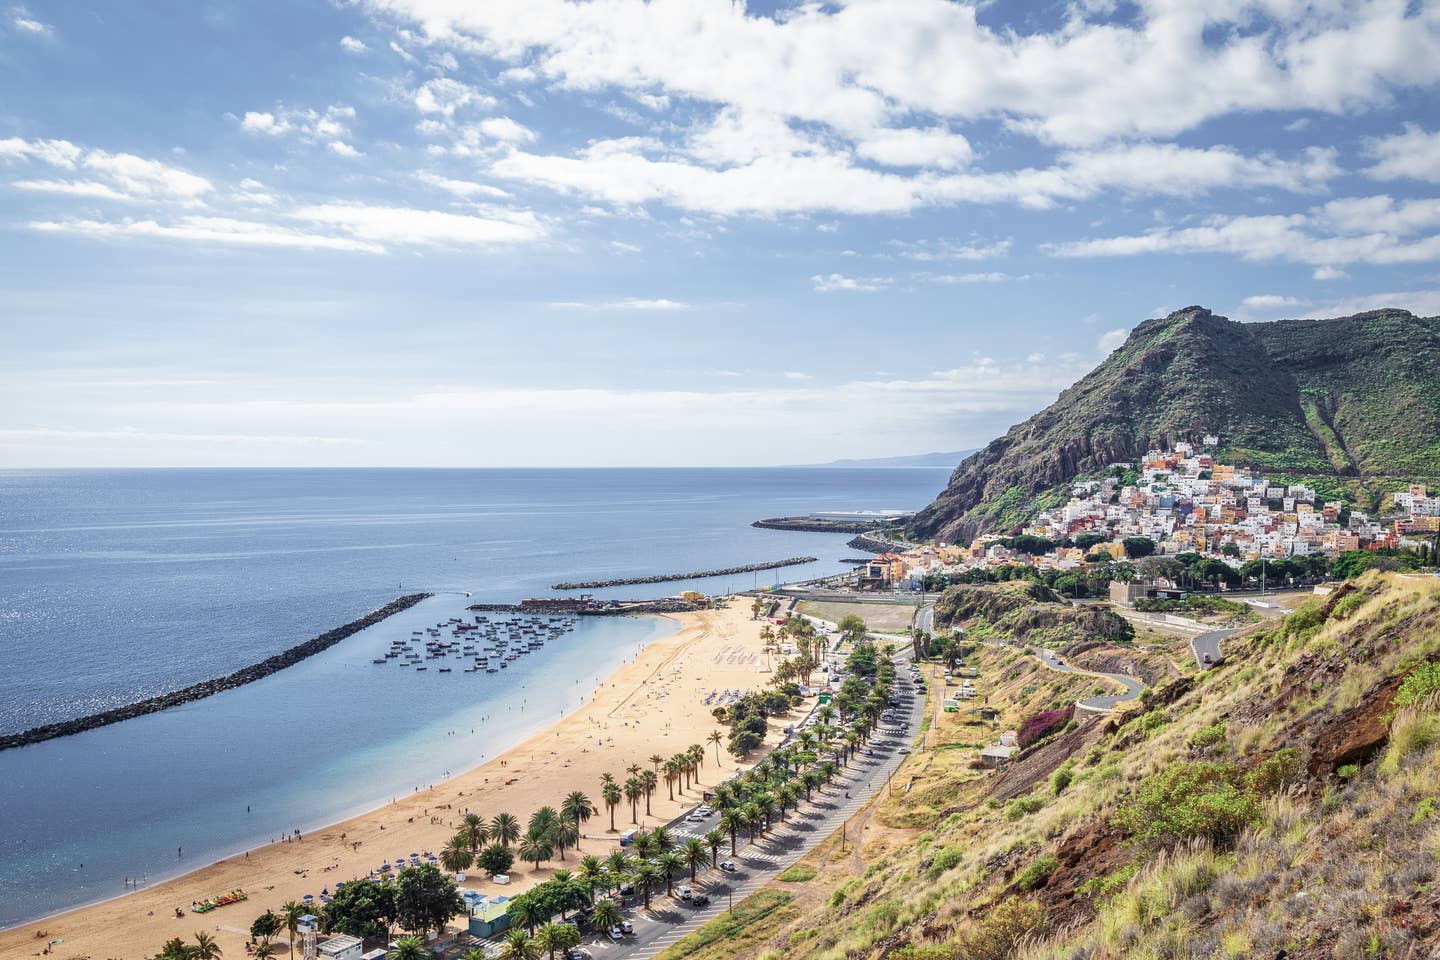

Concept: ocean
[[0, 467, 948, 928]]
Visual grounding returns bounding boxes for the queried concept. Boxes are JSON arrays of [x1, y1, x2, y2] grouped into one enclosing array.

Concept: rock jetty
[[751, 516, 890, 533], [0, 593, 432, 752], [847, 532, 913, 553], [552, 557, 817, 590]]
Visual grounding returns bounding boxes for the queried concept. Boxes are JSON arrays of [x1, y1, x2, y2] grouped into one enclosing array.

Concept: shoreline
[[0, 601, 792, 960]]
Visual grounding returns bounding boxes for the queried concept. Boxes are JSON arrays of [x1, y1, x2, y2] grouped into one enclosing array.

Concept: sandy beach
[[0, 600, 798, 960]]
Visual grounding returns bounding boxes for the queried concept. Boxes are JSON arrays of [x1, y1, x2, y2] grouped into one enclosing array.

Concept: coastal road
[[1030, 647, 1146, 711], [1189, 628, 1235, 671], [604, 652, 926, 960]]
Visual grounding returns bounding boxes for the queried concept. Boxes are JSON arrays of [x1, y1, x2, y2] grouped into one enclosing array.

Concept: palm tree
[[534, 922, 576, 960], [591, 898, 621, 932], [440, 838, 474, 874], [461, 812, 488, 852], [388, 937, 427, 960], [623, 778, 642, 824], [626, 762, 642, 778], [491, 812, 521, 849], [602, 781, 622, 831], [649, 753, 664, 771], [252, 945, 275, 960], [681, 838, 710, 881], [560, 791, 596, 841], [631, 831, 657, 861], [741, 803, 761, 843], [638, 769, 658, 817], [462, 951, 487, 960], [281, 901, 305, 960], [529, 806, 560, 838], [663, 758, 680, 801], [632, 862, 663, 909], [655, 851, 682, 896], [719, 810, 743, 856], [650, 826, 674, 853], [604, 848, 632, 877], [703, 829, 725, 868], [518, 829, 553, 872], [498, 929, 538, 960], [551, 819, 580, 861], [707, 730, 723, 766], [192, 933, 222, 960]]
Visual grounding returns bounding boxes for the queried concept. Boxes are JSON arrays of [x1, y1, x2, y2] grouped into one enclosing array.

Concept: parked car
[[691, 894, 711, 907], [677, 884, 694, 900], [608, 927, 623, 942], [566, 950, 592, 960], [619, 919, 634, 934], [719, 860, 736, 872]]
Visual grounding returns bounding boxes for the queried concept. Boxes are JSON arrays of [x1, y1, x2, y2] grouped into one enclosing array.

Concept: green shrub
[[1330, 591, 1368, 620], [928, 846, 965, 878], [1189, 722, 1228, 749], [1246, 747, 1303, 795], [1077, 862, 1138, 900], [1113, 760, 1261, 848], [829, 879, 858, 907], [953, 897, 1046, 960], [1016, 854, 1059, 891], [776, 864, 816, 882], [1395, 662, 1440, 708], [1337, 763, 1359, 780], [1413, 797, 1437, 823], [1051, 766, 1074, 796], [1136, 708, 1169, 736], [1005, 795, 1045, 821]]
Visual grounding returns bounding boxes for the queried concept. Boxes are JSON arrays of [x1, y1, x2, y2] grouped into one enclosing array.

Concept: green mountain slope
[[907, 306, 1440, 544]]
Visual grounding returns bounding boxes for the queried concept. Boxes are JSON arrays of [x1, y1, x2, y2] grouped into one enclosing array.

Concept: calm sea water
[[0, 467, 947, 928]]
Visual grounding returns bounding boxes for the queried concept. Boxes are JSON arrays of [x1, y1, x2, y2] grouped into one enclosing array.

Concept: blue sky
[[2, 0, 1439, 467]]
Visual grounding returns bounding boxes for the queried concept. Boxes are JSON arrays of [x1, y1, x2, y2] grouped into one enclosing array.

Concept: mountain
[[812, 450, 977, 468], [907, 305, 1440, 544]]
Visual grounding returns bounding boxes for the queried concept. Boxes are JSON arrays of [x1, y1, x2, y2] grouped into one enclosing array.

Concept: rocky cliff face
[[906, 305, 1440, 544]]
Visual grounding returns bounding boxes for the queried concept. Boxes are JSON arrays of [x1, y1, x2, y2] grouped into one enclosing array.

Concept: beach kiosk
[[468, 898, 512, 938], [317, 934, 363, 960]]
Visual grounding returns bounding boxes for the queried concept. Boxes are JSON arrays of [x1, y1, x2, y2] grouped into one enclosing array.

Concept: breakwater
[[0, 593, 432, 752], [751, 516, 889, 533], [552, 557, 817, 590]]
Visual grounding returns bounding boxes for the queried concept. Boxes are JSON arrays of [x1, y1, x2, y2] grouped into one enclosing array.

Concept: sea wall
[[0, 593, 432, 752], [847, 533, 914, 553], [751, 516, 886, 534], [552, 557, 817, 590]]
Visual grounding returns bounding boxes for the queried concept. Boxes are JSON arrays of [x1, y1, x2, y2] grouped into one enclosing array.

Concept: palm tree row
[[438, 791, 600, 876]]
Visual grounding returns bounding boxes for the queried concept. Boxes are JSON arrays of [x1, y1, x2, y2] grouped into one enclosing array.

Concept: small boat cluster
[[371, 615, 578, 674]]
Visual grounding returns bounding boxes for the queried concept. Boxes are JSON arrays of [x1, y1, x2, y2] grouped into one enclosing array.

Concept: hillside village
[[861, 436, 1440, 590]]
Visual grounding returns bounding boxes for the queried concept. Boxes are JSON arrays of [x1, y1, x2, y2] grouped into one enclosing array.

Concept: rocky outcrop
[[552, 557, 816, 590], [752, 517, 891, 534], [0, 593, 432, 752]]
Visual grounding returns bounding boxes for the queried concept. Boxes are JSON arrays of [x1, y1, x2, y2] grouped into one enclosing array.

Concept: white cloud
[[1097, 328, 1128, 353], [811, 273, 887, 292], [1048, 195, 1440, 267], [477, 116, 536, 144], [327, 141, 362, 158], [855, 127, 972, 170], [1312, 265, 1347, 281], [890, 238, 1011, 262], [291, 203, 545, 247], [1365, 124, 1440, 183], [361, 0, 1440, 150], [29, 216, 386, 253], [414, 78, 495, 118], [237, 104, 358, 148], [783, 371, 812, 380], [921, 271, 1017, 284], [1299, 290, 1440, 319], [416, 172, 512, 198], [11, 9, 53, 37], [1240, 294, 1306, 310], [2, 138, 211, 203], [546, 298, 689, 311], [339, 35, 369, 53], [609, 240, 642, 254]]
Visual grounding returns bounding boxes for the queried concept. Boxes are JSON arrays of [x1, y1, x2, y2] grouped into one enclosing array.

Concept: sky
[[1, 0, 1439, 468]]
